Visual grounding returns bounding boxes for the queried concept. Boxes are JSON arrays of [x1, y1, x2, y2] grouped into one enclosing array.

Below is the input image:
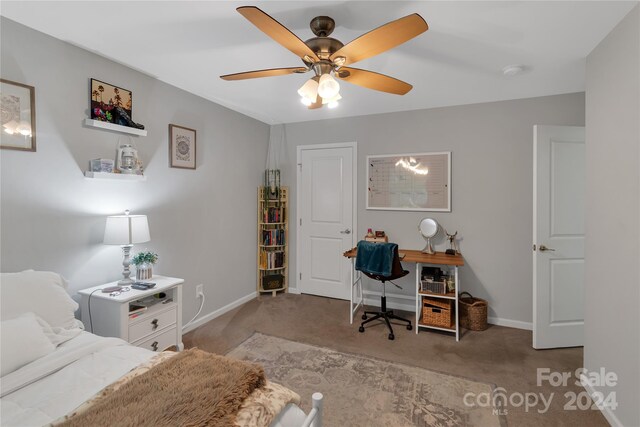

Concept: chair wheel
[[359, 326, 365, 333], [388, 333, 395, 340], [362, 314, 367, 320], [407, 324, 413, 331]]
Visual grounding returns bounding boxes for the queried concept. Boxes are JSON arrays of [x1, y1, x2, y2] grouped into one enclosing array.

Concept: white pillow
[[1, 312, 55, 377], [0, 270, 79, 330]]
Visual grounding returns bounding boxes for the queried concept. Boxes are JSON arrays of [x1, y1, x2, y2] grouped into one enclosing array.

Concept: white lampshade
[[318, 74, 340, 99], [104, 211, 150, 245], [297, 78, 319, 101]]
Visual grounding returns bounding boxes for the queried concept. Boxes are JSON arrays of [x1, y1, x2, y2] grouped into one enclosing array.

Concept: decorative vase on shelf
[[136, 263, 152, 281]]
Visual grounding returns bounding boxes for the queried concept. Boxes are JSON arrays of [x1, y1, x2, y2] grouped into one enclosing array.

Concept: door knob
[[340, 228, 351, 234], [539, 245, 555, 252]]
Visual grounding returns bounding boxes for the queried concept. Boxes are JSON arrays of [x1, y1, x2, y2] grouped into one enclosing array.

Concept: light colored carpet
[[227, 332, 506, 427]]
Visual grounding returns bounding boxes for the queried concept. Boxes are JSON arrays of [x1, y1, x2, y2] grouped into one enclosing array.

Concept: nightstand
[[79, 276, 184, 352]]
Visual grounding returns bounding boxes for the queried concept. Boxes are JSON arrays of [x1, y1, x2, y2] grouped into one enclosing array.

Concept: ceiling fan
[[220, 6, 429, 109]]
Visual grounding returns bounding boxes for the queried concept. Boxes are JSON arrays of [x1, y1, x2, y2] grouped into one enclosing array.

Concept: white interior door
[[298, 143, 356, 300], [533, 125, 585, 349]]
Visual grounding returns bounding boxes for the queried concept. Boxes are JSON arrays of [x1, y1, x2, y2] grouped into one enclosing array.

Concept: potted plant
[[131, 251, 158, 280]]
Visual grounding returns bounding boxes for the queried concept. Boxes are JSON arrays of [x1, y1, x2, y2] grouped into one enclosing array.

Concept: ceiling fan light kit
[[221, 6, 429, 110], [321, 93, 341, 105], [297, 78, 319, 100], [317, 73, 340, 99]]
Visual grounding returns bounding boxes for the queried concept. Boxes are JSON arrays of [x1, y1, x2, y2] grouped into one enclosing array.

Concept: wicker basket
[[459, 292, 488, 331], [421, 298, 453, 328]]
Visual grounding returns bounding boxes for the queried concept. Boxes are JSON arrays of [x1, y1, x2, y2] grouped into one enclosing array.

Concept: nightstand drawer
[[129, 307, 177, 342], [133, 326, 176, 352]]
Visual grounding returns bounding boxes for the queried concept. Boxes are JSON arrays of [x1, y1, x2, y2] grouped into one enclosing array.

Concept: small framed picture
[[1, 79, 36, 151], [169, 124, 196, 169]]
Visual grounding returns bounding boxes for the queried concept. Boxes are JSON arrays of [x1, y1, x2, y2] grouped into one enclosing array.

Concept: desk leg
[[349, 258, 363, 325], [455, 266, 459, 342], [416, 263, 421, 335], [350, 258, 354, 325]]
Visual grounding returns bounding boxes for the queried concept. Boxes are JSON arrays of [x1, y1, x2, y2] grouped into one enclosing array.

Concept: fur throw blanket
[[59, 348, 266, 427]]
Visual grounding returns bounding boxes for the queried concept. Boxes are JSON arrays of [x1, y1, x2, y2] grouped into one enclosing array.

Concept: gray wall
[[585, 5, 639, 426], [283, 93, 585, 326], [0, 18, 269, 325]]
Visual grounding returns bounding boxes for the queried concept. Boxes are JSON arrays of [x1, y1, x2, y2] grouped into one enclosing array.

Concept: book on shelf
[[128, 304, 147, 318], [261, 229, 285, 246], [262, 207, 285, 223], [259, 250, 285, 269]]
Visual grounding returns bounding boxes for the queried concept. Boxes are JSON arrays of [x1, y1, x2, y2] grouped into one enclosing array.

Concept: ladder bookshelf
[[257, 186, 288, 296]]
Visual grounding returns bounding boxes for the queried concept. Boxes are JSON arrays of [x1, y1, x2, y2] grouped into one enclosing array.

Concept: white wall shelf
[[84, 118, 147, 136], [84, 171, 146, 181]]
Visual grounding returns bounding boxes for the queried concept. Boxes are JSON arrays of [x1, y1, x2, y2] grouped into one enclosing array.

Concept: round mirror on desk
[[418, 218, 439, 254]]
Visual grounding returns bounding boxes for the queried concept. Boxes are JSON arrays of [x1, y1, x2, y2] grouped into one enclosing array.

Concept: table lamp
[[104, 210, 150, 286]]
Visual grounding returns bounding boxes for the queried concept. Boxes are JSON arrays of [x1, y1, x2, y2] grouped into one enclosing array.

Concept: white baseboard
[[362, 291, 534, 331], [362, 290, 416, 312], [182, 291, 257, 334], [180, 290, 533, 334], [361, 294, 533, 331], [581, 377, 621, 426], [487, 316, 533, 330]]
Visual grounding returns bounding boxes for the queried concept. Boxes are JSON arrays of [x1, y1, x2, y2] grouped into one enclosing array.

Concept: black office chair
[[358, 245, 413, 340]]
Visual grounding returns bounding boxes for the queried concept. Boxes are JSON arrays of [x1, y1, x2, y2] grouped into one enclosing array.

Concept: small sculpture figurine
[[445, 229, 460, 254], [114, 105, 145, 129]]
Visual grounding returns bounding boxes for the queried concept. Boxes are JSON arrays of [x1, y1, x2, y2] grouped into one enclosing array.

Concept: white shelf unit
[[84, 171, 146, 181], [416, 263, 461, 340], [257, 186, 288, 297], [84, 118, 147, 136]]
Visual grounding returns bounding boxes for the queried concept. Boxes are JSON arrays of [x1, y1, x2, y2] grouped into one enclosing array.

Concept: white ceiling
[[1, 1, 636, 124]]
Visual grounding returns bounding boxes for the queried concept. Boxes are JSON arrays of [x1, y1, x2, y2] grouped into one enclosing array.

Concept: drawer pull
[[151, 319, 159, 330], [151, 341, 159, 351]]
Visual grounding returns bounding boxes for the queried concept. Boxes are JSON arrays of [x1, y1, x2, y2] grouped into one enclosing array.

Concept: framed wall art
[[1, 79, 36, 151], [367, 151, 451, 211], [90, 78, 133, 125], [169, 124, 197, 169]]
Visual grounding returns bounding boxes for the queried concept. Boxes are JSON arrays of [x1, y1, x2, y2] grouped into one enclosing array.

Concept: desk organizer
[[421, 279, 447, 294]]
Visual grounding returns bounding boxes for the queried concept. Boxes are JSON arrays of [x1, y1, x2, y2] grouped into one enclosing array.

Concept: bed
[[0, 271, 322, 427]]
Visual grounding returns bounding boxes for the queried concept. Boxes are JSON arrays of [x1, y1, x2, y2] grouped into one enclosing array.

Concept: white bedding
[[0, 332, 155, 427]]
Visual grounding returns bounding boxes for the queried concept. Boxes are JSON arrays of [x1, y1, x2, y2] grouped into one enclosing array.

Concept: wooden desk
[[343, 248, 465, 341]]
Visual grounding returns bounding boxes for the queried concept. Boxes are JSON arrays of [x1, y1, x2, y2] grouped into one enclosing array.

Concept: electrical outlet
[[196, 284, 204, 298]]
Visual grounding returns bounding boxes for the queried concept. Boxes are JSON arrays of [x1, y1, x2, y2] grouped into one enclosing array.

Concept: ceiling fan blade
[[220, 67, 308, 81], [308, 94, 323, 109], [237, 6, 319, 62], [330, 14, 428, 66], [336, 67, 413, 95]]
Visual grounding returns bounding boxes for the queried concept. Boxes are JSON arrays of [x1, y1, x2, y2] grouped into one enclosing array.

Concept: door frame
[[296, 142, 358, 295]]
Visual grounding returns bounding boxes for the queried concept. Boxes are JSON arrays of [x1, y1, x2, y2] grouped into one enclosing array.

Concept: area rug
[[227, 333, 505, 427]]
